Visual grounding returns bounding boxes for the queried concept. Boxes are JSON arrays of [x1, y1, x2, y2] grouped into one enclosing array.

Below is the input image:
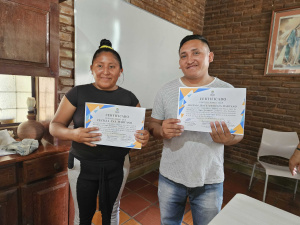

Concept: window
[[37, 77, 55, 121], [0, 75, 56, 125], [0, 74, 32, 124]]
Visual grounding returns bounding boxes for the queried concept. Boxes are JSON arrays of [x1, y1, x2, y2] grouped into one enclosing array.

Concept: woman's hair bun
[[99, 39, 112, 48]]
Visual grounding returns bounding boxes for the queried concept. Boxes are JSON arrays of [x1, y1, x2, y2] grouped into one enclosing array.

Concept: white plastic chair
[[248, 128, 300, 202]]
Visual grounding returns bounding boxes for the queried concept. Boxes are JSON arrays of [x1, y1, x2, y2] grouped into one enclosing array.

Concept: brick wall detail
[[203, 0, 300, 167]]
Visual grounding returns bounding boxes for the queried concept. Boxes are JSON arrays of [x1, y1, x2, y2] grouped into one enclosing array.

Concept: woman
[[50, 39, 149, 225]]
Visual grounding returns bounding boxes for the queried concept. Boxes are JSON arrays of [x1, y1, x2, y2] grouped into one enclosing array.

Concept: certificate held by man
[[85, 103, 146, 149], [178, 88, 246, 135]]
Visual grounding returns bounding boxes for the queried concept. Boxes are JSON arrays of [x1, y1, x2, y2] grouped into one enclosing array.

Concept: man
[[289, 144, 300, 176], [148, 35, 243, 225]]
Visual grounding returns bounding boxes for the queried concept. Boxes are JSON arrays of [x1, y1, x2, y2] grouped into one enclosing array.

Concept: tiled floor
[[92, 167, 300, 225]]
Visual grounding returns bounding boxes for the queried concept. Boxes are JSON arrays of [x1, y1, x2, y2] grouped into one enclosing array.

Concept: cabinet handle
[[53, 162, 61, 170]]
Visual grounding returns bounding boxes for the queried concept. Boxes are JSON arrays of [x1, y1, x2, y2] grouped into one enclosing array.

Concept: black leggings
[[68, 155, 130, 225]]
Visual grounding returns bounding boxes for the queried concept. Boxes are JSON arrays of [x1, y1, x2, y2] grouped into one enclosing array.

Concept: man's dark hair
[[179, 34, 210, 53]]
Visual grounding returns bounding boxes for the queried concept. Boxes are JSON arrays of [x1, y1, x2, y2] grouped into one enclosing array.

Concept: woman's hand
[[73, 127, 101, 147], [135, 129, 150, 147], [289, 149, 300, 176]]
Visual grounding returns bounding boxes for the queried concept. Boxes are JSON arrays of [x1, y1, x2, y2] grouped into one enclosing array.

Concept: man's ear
[[209, 52, 214, 63]]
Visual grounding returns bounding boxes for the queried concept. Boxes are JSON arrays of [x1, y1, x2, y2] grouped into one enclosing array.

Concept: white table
[[208, 194, 300, 225]]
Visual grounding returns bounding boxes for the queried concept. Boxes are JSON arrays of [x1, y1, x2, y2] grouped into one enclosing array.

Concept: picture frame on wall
[[264, 7, 300, 76]]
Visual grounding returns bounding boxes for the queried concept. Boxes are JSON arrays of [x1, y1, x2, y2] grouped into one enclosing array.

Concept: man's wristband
[[296, 147, 300, 151]]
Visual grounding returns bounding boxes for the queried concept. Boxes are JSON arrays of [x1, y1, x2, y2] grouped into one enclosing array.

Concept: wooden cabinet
[[0, 188, 18, 225], [0, 144, 71, 225], [22, 152, 68, 183], [0, 164, 18, 224], [21, 152, 69, 225], [0, 0, 59, 77], [21, 174, 69, 225]]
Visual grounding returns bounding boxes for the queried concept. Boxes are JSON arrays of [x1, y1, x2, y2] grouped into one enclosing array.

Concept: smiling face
[[179, 39, 214, 83], [90, 51, 123, 91]]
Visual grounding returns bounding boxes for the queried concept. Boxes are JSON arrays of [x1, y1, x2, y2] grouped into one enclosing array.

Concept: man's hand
[[210, 121, 243, 145], [160, 119, 184, 139]]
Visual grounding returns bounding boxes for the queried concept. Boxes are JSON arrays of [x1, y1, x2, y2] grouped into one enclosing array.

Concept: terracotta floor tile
[[88, 168, 300, 225], [182, 210, 193, 225], [92, 211, 102, 225], [120, 193, 151, 216], [247, 179, 281, 204], [222, 190, 235, 208], [122, 187, 132, 198], [126, 178, 149, 191], [274, 195, 300, 217], [153, 180, 159, 187], [224, 170, 251, 194], [184, 202, 191, 213], [141, 170, 159, 184], [120, 210, 131, 224], [273, 182, 299, 201], [122, 219, 141, 225], [134, 205, 161, 225], [136, 184, 158, 203]]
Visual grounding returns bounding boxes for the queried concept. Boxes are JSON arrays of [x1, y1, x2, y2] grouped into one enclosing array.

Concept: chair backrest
[[258, 128, 299, 159]]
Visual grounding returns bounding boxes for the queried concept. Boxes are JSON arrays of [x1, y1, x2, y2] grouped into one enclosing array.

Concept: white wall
[[74, 0, 192, 108]]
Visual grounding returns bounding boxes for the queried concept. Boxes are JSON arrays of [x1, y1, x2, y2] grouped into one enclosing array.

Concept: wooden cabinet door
[[0, 0, 59, 77], [0, 164, 17, 189], [21, 174, 69, 225], [0, 188, 19, 225]]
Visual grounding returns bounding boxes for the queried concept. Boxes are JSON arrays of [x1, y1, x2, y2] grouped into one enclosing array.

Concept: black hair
[[179, 34, 211, 53], [91, 39, 123, 69]]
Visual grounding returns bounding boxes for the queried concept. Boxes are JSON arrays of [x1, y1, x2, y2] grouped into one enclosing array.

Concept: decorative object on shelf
[[17, 97, 45, 143]]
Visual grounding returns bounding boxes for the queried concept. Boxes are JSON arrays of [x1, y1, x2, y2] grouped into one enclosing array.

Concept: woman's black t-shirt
[[65, 83, 139, 161]]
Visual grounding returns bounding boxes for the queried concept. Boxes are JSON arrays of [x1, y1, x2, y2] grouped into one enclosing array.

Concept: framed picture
[[264, 7, 300, 76]]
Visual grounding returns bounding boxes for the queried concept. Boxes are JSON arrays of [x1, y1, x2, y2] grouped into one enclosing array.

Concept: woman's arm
[[289, 144, 300, 176], [50, 96, 101, 146]]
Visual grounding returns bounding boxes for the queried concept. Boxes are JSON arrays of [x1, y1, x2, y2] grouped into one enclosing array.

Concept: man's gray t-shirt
[[151, 77, 234, 187]]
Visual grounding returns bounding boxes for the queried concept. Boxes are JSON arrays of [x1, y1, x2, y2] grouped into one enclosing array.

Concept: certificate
[[177, 88, 246, 135], [85, 103, 146, 149]]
